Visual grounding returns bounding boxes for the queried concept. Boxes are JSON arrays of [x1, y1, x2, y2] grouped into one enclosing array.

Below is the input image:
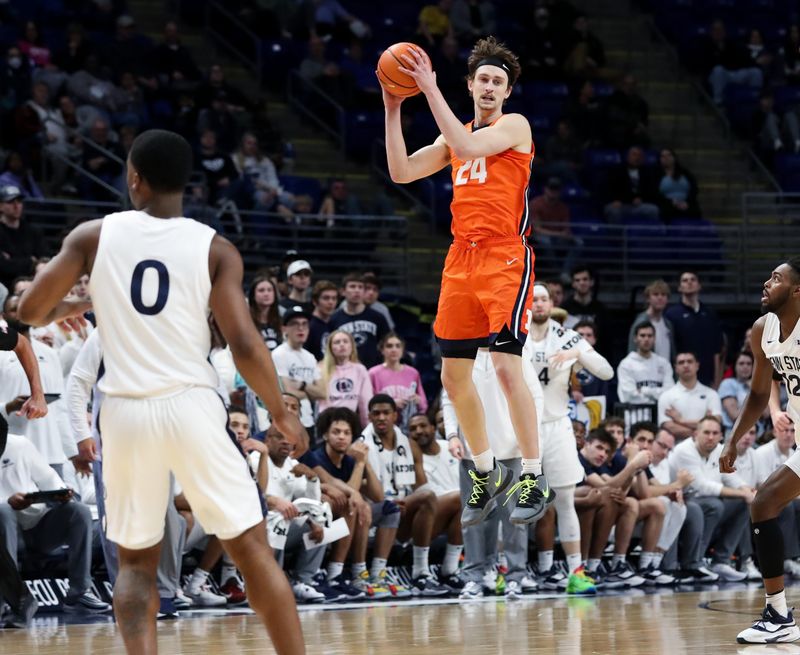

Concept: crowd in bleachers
[[0, 0, 798, 629]]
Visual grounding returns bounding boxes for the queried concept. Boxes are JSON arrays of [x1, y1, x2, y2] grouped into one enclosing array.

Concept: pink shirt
[[368, 364, 428, 413], [317, 361, 373, 428]]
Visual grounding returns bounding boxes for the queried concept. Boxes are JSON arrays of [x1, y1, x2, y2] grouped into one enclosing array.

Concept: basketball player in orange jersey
[[382, 37, 553, 525]]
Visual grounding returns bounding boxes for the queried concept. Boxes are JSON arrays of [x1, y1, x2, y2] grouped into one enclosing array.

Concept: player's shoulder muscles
[[494, 113, 532, 150], [208, 233, 243, 287], [67, 218, 103, 271], [749, 315, 768, 358]]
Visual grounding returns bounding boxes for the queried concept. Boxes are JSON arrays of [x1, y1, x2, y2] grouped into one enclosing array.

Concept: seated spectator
[[279, 260, 313, 313], [562, 13, 618, 82], [307, 279, 338, 360], [329, 273, 391, 368], [53, 24, 93, 74], [299, 36, 357, 107], [627, 279, 676, 362], [113, 72, 148, 129], [751, 90, 800, 157], [433, 36, 470, 113], [604, 146, 660, 224], [658, 351, 722, 441], [231, 132, 294, 216], [417, 0, 454, 48], [369, 332, 428, 431], [698, 20, 763, 106], [745, 28, 775, 81], [18, 21, 51, 69], [602, 73, 650, 149], [317, 329, 373, 427], [312, 0, 370, 43], [656, 148, 702, 220], [563, 80, 603, 147], [668, 416, 754, 580], [531, 176, 584, 278], [197, 91, 239, 154], [195, 129, 240, 205], [247, 274, 283, 351], [0, 153, 42, 200], [104, 14, 155, 81], [262, 424, 331, 603], [617, 321, 675, 405], [80, 119, 125, 200], [304, 407, 383, 600], [562, 266, 609, 352], [576, 427, 648, 584], [0, 47, 33, 114], [318, 177, 363, 224], [718, 351, 764, 435], [362, 273, 395, 330], [781, 25, 800, 86], [0, 428, 109, 612], [151, 21, 201, 89], [524, 6, 563, 80], [407, 412, 464, 590], [450, 0, 495, 46], [361, 394, 448, 595], [542, 120, 583, 184], [546, 278, 565, 308], [195, 64, 251, 113], [66, 55, 127, 116]]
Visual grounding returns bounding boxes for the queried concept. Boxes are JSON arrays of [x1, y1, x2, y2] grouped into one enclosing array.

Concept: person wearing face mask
[[0, 47, 32, 112]]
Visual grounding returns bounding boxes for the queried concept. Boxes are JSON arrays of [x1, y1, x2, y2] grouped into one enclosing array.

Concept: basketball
[[377, 42, 424, 98]]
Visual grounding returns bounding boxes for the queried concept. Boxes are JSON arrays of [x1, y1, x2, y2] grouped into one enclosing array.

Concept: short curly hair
[[467, 36, 521, 87]]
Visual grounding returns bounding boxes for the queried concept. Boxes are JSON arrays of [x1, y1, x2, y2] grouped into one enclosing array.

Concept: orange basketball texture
[[377, 43, 424, 97]]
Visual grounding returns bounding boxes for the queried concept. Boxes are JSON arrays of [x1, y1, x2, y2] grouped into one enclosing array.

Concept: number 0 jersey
[[762, 312, 800, 438], [90, 210, 219, 398], [448, 117, 534, 242]]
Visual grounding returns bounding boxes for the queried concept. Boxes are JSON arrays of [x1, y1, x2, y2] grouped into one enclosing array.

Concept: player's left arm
[[400, 47, 531, 160], [574, 340, 614, 380], [410, 439, 428, 488], [17, 220, 101, 327]]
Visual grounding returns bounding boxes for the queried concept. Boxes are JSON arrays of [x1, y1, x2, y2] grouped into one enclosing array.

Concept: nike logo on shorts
[[506, 258, 518, 265], [495, 340, 512, 346]]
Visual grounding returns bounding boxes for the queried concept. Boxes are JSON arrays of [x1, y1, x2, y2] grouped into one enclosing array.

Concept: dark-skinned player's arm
[[12, 333, 47, 419], [720, 317, 773, 473], [398, 47, 530, 160], [17, 220, 99, 327], [410, 439, 429, 490], [208, 236, 305, 450], [382, 85, 450, 183]]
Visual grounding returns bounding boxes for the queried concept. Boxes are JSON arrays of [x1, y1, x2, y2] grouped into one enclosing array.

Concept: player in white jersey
[[524, 283, 613, 591], [720, 258, 800, 645], [17, 130, 305, 654]]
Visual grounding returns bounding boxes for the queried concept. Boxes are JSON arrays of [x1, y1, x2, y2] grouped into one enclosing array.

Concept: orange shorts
[[433, 236, 535, 352]]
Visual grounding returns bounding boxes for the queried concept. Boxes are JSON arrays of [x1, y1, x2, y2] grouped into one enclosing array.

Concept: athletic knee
[[624, 497, 639, 515], [441, 368, 469, 401], [491, 358, 518, 392]]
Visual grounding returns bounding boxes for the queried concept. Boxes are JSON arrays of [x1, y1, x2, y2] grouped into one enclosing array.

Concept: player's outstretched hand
[[398, 46, 437, 95], [719, 441, 738, 473]]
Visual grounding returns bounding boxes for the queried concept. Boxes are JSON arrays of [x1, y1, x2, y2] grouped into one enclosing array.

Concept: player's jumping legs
[[222, 520, 305, 654], [115, 542, 162, 655]]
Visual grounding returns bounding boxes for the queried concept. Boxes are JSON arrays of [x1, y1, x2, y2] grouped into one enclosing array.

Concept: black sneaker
[[411, 574, 450, 597], [507, 473, 556, 525], [461, 461, 513, 527], [437, 571, 465, 593], [3, 594, 38, 628], [328, 574, 366, 601], [603, 561, 645, 589]]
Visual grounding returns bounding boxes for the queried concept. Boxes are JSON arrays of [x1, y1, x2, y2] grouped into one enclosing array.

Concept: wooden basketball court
[[1, 584, 795, 654]]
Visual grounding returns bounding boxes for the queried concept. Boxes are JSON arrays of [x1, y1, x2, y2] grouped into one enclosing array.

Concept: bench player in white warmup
[[720, 258, 800, 645], [17, 129, 306, 655]]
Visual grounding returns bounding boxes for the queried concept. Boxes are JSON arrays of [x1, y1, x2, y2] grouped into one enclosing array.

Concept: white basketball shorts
[[100, 386, 264, 550], [540, 415, 585, 487]]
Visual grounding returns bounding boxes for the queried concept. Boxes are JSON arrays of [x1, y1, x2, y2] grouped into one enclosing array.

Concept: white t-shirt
[[733, 446, 758, 488], [362, 424, 417, 499], [616, 351, 674, 404], [422, 441, 460, 496], [754, 440, 792, 486], [271, 343, 321, 428], [0, 338, 76, 464], [649, 457, 671, 485], [718, 377, 750, 431], [668, 438, 744, 497], [657, 380, 722, 427], [266, 455, 314, 501], [0, 434, 67, 529]]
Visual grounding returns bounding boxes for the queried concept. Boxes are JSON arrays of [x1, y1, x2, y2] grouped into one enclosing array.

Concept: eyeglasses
[[655, 440, 672, 452]]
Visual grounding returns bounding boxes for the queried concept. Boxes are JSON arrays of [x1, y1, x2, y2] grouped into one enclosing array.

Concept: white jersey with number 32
[[525, 319, 589, 422], [762, 312, 800, 440], [90, 210, 219, 398]]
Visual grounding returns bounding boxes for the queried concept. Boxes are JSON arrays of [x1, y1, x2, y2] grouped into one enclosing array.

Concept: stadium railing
[[611, 402, 658, 435]]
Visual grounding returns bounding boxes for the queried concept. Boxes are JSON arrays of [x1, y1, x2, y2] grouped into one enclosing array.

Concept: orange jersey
[[448, 117, 534, 242]]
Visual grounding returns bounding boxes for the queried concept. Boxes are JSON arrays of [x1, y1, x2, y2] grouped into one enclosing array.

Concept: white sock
[[566, 553, 582, 574], [612, 554, 625, 566], [639, 551, 655, 570], [473, 449, 495, 473], [652, 552, 664, 569], [587, 558, 601, 572], [188, 568, 209, 591], [352, 561, 367, 578], [412, 546, 431, 579], [220, 564, 238, 583], [521, 458, 542, 476], [538, 550, 554, 572], [442, 544, 463, 576], [327, 561, 344, 580], [767, 589, 788, 617], [370, 558, 388, 580]]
